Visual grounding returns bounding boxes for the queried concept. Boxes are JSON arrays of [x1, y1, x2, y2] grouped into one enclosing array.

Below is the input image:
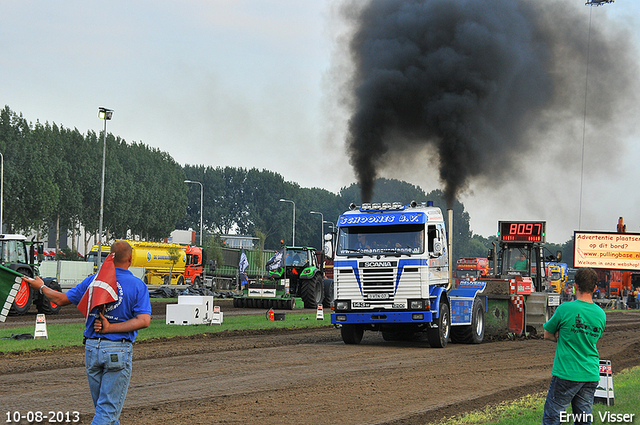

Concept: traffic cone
[[316, 304, 324, 320]]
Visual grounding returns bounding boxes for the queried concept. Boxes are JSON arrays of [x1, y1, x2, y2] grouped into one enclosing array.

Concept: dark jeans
[[543, 376, 598, 425]]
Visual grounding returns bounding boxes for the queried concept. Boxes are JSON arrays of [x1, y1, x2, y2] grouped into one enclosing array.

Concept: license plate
[[367, 293, 389, 300]]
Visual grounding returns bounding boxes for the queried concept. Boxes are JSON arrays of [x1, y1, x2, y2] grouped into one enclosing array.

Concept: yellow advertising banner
[[574, 231, 640, 271]]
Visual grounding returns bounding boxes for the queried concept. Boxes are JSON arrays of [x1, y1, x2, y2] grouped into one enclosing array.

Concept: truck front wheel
[[427, 300, 450, 348], [341, 324, 364, 345]]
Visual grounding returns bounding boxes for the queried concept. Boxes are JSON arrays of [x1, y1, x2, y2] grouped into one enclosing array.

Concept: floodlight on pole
[[97, 107, 113, 268], [310, 211, 324, 249], [184, 180, 203, 246], [323, 220, 335, 233], [279, 199, 295, 246]]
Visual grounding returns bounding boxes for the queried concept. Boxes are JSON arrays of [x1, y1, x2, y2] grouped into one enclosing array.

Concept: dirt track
[[2, 303, 640, 425]]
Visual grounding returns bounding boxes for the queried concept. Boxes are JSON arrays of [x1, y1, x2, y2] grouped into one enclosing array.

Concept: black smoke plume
[[342, 0, 636, 206]]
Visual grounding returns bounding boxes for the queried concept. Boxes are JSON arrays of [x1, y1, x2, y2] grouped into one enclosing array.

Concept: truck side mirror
[[487, 249, 494, 261], [433, 240, 443, 257]]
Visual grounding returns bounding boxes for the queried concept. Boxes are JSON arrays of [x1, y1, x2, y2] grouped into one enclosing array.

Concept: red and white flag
[[77, 253, 118, 319]]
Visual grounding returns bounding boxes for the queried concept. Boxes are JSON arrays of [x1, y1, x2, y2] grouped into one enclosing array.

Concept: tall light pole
[[184, 180, 203, 246], [97, 107, 113, 268], [323, 220, 335, 233], [279, 199, 295, 246], [310, 211, 323, 249]]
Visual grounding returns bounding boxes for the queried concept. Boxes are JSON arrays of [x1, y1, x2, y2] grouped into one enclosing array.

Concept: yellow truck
[[88, 241, 190, 285], [548, 264, 568, 293]]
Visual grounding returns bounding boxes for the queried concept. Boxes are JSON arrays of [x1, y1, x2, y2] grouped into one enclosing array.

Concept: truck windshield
[[86, 251, 109, 264], [336, 224, 424, 256]]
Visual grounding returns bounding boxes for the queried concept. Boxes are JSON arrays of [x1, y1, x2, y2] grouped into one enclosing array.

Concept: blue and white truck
[[330, 201, 485, 347]]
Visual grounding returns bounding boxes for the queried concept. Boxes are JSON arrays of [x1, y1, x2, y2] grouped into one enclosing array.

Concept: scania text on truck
[[330, 201, 486, 348]]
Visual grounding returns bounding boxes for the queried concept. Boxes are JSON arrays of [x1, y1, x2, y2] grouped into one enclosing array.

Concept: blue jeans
[[543, 376, 598, 425], [84, 339, 133, 425]]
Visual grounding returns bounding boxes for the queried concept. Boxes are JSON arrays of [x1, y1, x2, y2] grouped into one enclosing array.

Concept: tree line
[[0, 106, 185, 251], [1, 105, 573, 262]]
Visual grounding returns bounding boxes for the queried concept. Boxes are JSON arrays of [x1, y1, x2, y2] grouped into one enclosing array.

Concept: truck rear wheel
[[427, 300, 450, 348], [450, 300, 484, 344], [341, 324, 364, 344], [36, 279, 62, 315], [300, 273, 323, 309]]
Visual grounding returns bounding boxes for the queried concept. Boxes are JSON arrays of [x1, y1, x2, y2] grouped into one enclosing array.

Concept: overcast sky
[[2, 0, 639, 244]]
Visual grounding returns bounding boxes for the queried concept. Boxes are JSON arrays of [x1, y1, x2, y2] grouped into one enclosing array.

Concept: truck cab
[[331, 201, 485, 348]]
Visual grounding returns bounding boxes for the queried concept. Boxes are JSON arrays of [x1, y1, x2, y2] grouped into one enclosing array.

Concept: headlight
[[335, 300, 350, 311], [409, 300, 423, 309]]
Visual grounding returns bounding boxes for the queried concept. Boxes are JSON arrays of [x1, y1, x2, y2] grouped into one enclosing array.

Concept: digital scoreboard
[[498, 221, 546, 242]]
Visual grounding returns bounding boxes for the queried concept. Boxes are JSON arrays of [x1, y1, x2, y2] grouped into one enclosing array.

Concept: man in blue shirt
[[26, 240, 151, 425]]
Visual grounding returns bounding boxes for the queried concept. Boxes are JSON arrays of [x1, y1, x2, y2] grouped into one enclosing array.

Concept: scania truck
[[330, 201, 486, 348]]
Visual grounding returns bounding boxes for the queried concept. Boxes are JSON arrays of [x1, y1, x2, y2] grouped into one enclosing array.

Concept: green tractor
[[233, 246, 325, 309], [0, 234, 62, 316]]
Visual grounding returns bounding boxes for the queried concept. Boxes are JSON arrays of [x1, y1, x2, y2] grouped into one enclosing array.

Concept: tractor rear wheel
[[36, 279, 63, 315], [300, 273, 324, 309]]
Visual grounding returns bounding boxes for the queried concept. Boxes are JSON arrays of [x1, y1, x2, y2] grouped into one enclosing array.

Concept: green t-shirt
[[543, 300, 606, 382]]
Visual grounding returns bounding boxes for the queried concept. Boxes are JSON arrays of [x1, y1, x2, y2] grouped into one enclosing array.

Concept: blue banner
[[338, 212, 426, 227]]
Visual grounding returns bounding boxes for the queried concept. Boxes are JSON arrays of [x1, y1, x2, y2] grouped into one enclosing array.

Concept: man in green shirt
[[513, 253, 528, 271], [542, 267, 606, 425]]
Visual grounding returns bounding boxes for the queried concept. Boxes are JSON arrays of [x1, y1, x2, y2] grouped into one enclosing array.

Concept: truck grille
[[361, 268, 395, 298], [335, 261, 425, 307]]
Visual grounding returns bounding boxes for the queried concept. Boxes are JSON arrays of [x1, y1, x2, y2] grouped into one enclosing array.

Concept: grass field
[[0, 312, 330, 354], [434, 366, 639, 425]]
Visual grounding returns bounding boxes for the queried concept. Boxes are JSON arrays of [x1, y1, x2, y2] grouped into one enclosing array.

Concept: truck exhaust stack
[[448, 208, 453, 291]]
